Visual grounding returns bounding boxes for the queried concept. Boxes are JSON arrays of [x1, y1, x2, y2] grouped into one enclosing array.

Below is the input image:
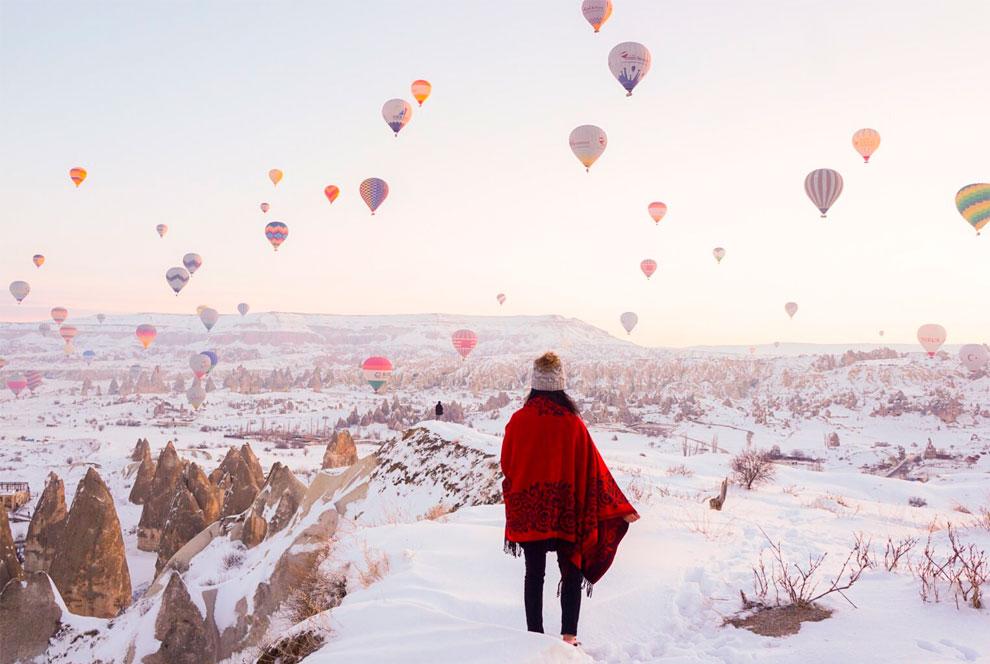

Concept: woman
[[501, 352, 639, 646]]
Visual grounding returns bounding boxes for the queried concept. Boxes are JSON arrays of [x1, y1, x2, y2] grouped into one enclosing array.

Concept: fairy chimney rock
[[131, 437, 151, 462], [48, 467, 131, 618], [0, 506, 24, 591], [0, 572, 63, 664], [239, 509, 268, 549], [23, 472, 68, 573], [322, 429, 358, 469], [129, 444, 157, 505], [138, 441, 184, 551], [144, 571, 218, 664], [215, 445, 265, 518], [252, 462, 307, 536], [185, 462, 221, 525], [156, 488, 207, 574]]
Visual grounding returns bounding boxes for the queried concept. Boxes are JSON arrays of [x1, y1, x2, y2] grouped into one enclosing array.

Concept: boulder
[[138, 441, 185, 551], [131, 437, 151, 462], [0, 572, 62, 664], [49, 467, 131, 618], [129, 444, 157, 505], [23, 472, 68, 573], [143, 572, 218, 664], [322, 429, 358, 469], [0, 506, 23, 591]]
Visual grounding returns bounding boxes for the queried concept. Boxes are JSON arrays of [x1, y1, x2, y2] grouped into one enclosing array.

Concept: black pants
[[521, 540, 582, 636]]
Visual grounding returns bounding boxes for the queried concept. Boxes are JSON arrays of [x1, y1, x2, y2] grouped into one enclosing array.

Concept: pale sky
[[1, 0, 988, 347]]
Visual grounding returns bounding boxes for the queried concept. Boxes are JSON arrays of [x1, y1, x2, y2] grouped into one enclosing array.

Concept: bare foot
[[562, 634, 579, 646]]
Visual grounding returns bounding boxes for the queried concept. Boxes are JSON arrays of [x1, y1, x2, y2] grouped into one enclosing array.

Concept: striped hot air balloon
[[25, 370, 42, 393], [136, 323, 157, 349], [265, 222, 289, 251], [359, 178, 389, 215], [852, 128, 881, 163], [804, 168, 844, 217], [648, 202, 667, 224], [324, 185, 340, 205], [581, 0, 613, 32], [166, 267, 190, 295], [32, 254, 45, 268], [955, 184, 990, 235], [362, 356, 393, 393], [237, 302, 250, 316], [51, 307, 68, 324], [569, 125, 607, 172], [69, 167, 87, 187], [183, 253, 203, 275], [451, 329, 478, 360], [411, 79, 432, 106], [640, 259, 657, 279], [6, 374, 27, 397]]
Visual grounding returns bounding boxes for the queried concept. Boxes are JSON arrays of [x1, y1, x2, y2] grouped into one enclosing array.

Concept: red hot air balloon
[[260, 202, 270, 213], [324, 185, 340, 205], [496, 293, 506, 306], [6, 374, 27, 397], [362, 356, 393, 393], [265, 222, 288, 251], [648, 202, 667, 224], [136, 324, 157, 349], [51, 307, 68, 324], [640, 259, 657, 279], [451, 329, 478, 360], [59, 325, 77, 347]]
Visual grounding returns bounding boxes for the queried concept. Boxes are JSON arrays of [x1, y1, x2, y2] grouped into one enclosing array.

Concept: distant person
[[435, 401, 443, 420], [501, 352, 639, 647]]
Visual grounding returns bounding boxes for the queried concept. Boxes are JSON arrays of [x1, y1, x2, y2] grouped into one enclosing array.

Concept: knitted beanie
[[531, 352, 566, 391]]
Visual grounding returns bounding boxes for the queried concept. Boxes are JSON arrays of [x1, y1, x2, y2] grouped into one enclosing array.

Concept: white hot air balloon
[[917, 324, 946, 357], [189, 353, 212, 379], [381, 98, 413, 136], [581, 0, 613, 32], [199, 307, 219, 332], [569, 125, 607, 172], [608, 42, 651, 96], [9, 281, 30, 304], [620, 311, 638, 335], [712, 247, 726, 264], [959, 344, 989, 372]]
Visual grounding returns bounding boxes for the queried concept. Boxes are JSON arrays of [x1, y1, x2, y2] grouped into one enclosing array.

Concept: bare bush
[[418, 503, 452, 522], [666, 464, 694, 477], [731, 450, 776, 490], [357, 543, 391, 589], [256, 629, 327, 664], [914, 524, 987, 609], [973, 506, 990, 532], [222, 551, 245, 570], [883, 536, 917, 572], [908, 496, 927, 508]]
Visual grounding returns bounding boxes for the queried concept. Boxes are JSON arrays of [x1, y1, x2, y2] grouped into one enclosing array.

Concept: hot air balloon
[[201, 350, 218, 373], [569, 125, 607, 172], [129, 364, 141, 382], [608, 42, 651, 96], [382, 98, 412, 136], [82, 350, 96, 365], [189, 353, 211, 379], [411, 79, 432, 106], [324, 185, 340, 205], [237, 302, 250, 316], [581, 0, 613, 32], [959, 344, 989, 372], [59, 325, 77, 346], [265, 222, 288, 251], [9, 281, 29, 304], [166, 267, 190, 295], [51, 307, 68, 324], [640, 259, 657, 279], [187, 379, 206, 410], [917, 324, 946, 357], [97, 313, 106, 324], [260, 202, 270, 213], [451, 329, 478, 360], [362, 356, 393, 393], [955, 184, 990, 235], [136, 323, 157, 349], [69, 167, 87, 187], [32, 254, 45, 268], [852, 128, 881, 163], [269, 169, 283, 186], [195, 305, 207, 316], [784, 302, 798, 319], [804, 169, 843, 217], [6, 374, 27, 397], [497, 293, 506, 306], [25, 370, 42, 393], [648, 202, 667, 224], [359, 178, 389, 215], [156, 224, 168, 238], [879, 330, 885, 337], [183, 253, 202, 275], [199, 307, 219, 332], [713, 247, 726, 264], [620, 312, 638, 335]]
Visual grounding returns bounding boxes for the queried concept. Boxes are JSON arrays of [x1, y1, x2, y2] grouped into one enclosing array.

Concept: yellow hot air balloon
[[411, 80, 432, 107], [852, 128, 881, 163], [69, 167, 87, 187], [269, 169, 283, 186]]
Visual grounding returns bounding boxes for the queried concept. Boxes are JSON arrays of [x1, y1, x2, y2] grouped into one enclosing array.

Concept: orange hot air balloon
[[648, 202, 667, 224], [51, 307, 68, 324], [268, 169, 283, 186], [69, 167, 87, 187], [852, 128, 881, 163], [260, 202, 270, 213], [324, 185, 340, 204], [411, 79, 432, 106], [136, 323, 157, 349], [32, 254, 45, 268]]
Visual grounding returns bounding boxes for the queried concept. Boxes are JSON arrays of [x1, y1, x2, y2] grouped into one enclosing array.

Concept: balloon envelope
[[201, 350, 218, 371], [804, 169, 844, 217], [411, 79, 432, 106], [187, 380, 206, 409], [324, 185, 340, 204], [166, 267, 190, 295], [451, 329, 478, 359], [648, 202, 667, 224], [362, 356, 393, 393], [620, 312, 638, 334], [608, 42, 651, 96], [265, 222, 288, 251], [25, 370, 42, 392], [136, 323, 157, 349], [260, 202, 270, 213], [59, 325, 77, 344], [69, 167, 87, 187], [359, 178, 389, 214], [97, 313, 106, 324], [382, 98, 412, 135], [581, 0, 613, 32], [237, 302, 250, 316], [183, 253, 203, 275], [785, 302, 798, 319], [199, 307, 219, 332], [82, 350, 96, 364], [640, 259, 657, 279], [32, 254, 45, 268], [496, 293, 506, 306], [959, 344, 988, 372], [852, 128, 881, 163], [189, 353, 211, 378], [713, 247, 726, 263], [269, 169, 283, 186], [955, 184, 990, 234], [9, 281, 30, 304], [51, 307, 68, 324], [917, 323, 947, 357], [156, 224, 168, 238], [6, 374, 27, 397], [569, 125, 607, 171]]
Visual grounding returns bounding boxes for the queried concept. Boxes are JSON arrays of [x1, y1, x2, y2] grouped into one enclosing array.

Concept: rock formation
[[49, 467, 131, 618], [211, 444, 265, 518], [322, 429, 358, 468], [0, 572, 62, 664], [239, 508, 267, 549], [129, 442, 157, 505], [131, 437, 151, 462], [143, 572, 218, 664], [252, 462, 307, 536], [0, 506, 23, 591], [23, 472, 68, 573], [138, 441, 185, 551], [156, 463, 223, 574]]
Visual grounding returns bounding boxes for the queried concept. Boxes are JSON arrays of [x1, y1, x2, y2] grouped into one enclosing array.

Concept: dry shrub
[[731, 450, 776, 490], [256, 629, 327, 664], [952, 502, 972, 515], [357, 543, 391, 589], [222, 551, 245, 570], [418, 503, 452, 521], [912, 524, 987, 609], [972, 506, 990, 532], [284, 544, 348, 623], [908, 496, 927, 508], [666, 464, 694, 477], [883, 536, 918, 572], [680, 506, 732, 542]]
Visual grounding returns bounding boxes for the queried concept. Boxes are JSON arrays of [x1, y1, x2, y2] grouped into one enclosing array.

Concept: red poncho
[[501, 396, 637, 585]]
